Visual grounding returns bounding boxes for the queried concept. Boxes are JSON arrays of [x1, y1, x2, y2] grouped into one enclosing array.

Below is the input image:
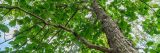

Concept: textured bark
[[91, 0, 138, 53]]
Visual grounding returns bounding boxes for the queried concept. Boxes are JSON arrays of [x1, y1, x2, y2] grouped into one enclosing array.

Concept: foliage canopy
[[0, 0, 160, 53]]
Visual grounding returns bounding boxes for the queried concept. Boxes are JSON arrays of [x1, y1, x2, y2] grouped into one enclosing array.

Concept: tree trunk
[[91, 0, 138, 53]]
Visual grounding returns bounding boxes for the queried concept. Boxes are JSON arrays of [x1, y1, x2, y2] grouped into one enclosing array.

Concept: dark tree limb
[[49, 24, 113, 53]]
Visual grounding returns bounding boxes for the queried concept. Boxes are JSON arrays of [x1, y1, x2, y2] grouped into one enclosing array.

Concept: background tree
[[0, 0, 160, 53]]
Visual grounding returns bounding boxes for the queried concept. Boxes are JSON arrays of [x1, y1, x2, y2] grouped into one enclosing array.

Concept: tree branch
[[0, 24, 38, 45], [49, 24, 113, 52], [0, 4, 111, 52], [0, 37, 13, 45], [0, 5, 48, 24], [3, 32, 6, 41], [48, 9, 78, 43], [16, 24, 46, 51], [139, 0, 156, 13], [1, 9, 12, 19], [36, 26, 50, 50]]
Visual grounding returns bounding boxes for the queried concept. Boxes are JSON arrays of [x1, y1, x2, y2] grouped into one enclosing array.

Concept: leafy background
[[0, 0, 160, 53]]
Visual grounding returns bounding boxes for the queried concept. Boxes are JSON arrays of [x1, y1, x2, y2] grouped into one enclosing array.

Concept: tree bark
[[91, 0, 138, 53]]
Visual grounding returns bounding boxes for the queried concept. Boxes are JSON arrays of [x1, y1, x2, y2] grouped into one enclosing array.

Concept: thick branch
[[50, 24, 112, 52]]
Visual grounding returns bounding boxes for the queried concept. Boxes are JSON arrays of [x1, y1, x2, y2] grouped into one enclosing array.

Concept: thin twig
[[3, 32, 6, 41], [47, 30, 61, 43], [1, 9, 12, 19], [15, 41, 27, 53], [35, 26, 50, 50], [65, 9, 78, 26], [48, 9, 78, 43], [16, 24, 46, 51], [139, 0, 156, 13], [16, 7, 48, 24], [49, 24, 112, 52], [0, 24, 38, 45], [0, 37, 13, 44], [0, 6, 48, 24]]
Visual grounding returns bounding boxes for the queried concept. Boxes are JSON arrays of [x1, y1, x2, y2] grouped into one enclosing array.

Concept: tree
[[0, 0, 160, 53]]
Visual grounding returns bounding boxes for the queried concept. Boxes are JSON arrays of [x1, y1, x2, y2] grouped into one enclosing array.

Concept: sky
[[0, 19, 20, 51]]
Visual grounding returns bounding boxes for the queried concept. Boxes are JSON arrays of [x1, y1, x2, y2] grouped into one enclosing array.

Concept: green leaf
[[152, 4, 159, 8], [146, 41, 154, 46], [9, 20, 16, 27], [6, 0, 12, 5], [0, 24, 9, 32], [17, 19, 24, 25], [143, 0, 151, 2], [5, 47, 9, 52], [156, 44, 160, 51], [157, 44, 160, 47], [150, 49, 157, 53], [0, 17, 3, 21]]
